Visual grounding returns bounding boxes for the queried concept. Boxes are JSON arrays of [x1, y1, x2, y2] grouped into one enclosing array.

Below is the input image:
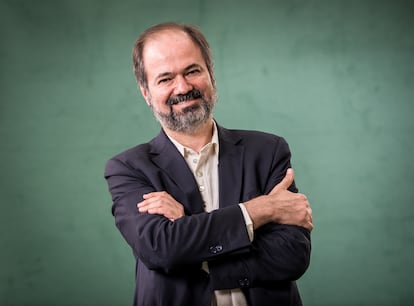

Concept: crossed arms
[[138, 168, 313, 231], [106, 152, 312, 289]]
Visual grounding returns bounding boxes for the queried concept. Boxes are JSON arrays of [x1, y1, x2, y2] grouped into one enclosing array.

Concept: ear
[[139, 85, 151, 106]]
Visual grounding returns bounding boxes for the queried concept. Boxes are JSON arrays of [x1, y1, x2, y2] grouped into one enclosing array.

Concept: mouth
[[170, 99, 198, 106], [167, 90, 203, 106]]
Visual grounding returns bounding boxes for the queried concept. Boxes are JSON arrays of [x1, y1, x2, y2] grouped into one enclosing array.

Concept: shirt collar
[[167, 121, 219, 157]]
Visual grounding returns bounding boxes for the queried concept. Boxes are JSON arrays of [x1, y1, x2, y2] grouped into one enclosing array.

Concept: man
[[104, 22, 313, 306]]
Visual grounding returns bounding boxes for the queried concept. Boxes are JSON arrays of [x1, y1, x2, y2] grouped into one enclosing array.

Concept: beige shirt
[[168, 122, 253, 306]]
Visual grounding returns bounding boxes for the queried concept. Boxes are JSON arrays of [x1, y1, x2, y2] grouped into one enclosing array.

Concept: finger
[[138, 193, 156, 208], [138, 203, 150, 212], [138, 197, 172, 212], [142, 192, 162, 199], [147, 207, 161, 214], [137, 200, 146, 209], [138, 194, 163, 207], [137, 199, 151, 209], [145, 202, 165, 214], [137, 198, 158, 211], [270, 168, 295, 194], [142, 193, 151, 200]]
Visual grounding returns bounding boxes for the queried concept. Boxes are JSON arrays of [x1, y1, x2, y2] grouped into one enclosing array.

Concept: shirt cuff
[[202, 261, 209, 273], [238, 203, 254, 241]]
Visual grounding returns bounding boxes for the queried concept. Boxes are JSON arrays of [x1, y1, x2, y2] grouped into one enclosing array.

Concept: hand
[[137, 191, 185, 221], [244, 168, 313, 231], [268, 168, 313, 231]]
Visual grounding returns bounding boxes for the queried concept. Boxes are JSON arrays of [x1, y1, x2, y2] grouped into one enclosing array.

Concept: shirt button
[[196, 171, 203, 177], [193, 159, 198, 164], [199, 185, 205, 192]]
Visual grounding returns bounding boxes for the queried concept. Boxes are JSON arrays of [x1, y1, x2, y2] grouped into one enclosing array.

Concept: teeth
[[173, 99, 194, 105]]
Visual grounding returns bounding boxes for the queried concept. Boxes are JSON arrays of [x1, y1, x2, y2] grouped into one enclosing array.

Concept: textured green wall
[[1, 0, 413, 305]]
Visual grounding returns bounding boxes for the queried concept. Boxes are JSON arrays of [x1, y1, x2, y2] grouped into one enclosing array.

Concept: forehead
[[142, 30, 206, 78]]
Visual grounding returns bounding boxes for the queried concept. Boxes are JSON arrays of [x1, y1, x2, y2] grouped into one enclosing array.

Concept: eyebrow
[[155, 71, 173, 81]]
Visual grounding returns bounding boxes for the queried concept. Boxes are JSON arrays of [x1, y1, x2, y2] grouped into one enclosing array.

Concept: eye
[[158, 77, 171, 84], [186, 69, 200, 76]]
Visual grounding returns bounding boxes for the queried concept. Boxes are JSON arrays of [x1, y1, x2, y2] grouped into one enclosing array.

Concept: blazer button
[[238, 278, 250, 288], [209, 245, 223, 254]]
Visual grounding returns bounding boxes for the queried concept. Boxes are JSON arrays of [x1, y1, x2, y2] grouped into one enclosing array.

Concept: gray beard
[[151, 97, 215, 134]]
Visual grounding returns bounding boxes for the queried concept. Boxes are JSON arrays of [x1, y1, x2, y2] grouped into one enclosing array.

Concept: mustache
[[167, 89, 203, 106]]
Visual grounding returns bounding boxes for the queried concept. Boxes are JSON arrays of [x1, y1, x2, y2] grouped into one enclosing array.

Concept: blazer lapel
[[217, 125, 244, 208], [148, 126, 245, 212], [149, 130, 205, 214]]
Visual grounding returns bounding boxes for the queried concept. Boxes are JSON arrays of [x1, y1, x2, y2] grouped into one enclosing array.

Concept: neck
[[164, 119, 214, 153]]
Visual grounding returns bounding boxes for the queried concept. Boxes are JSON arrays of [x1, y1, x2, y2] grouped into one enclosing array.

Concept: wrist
[[243, 195, 272, 229]]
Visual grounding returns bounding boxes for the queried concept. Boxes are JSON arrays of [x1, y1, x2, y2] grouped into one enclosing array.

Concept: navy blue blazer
[[104, 123, 311, 306]]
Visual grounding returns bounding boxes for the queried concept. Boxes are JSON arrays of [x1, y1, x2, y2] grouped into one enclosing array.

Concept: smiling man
[[104, 22, 313, 306]]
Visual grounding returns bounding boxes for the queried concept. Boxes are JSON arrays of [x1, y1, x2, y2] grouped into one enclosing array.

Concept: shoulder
[[104, 130, 168, 174], [106, 139, 152, 168], [103, 143, 151, 177], [218, 125, 288, 147], [107, 129, 168, 162], [110, 142, 151, 161], [217, 125, 292, 164]]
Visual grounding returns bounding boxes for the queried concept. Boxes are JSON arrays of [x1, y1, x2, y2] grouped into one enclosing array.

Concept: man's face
[[140, 30, 216, 133]]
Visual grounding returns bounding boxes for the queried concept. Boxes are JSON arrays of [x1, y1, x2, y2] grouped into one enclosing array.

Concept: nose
[[174, 75, 193, 95]]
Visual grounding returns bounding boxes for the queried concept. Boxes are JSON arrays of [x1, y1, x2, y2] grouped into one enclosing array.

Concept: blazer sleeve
[[104, 157, 252, 273], [208, 223, 311, 289], [208, 136, 311, 289]]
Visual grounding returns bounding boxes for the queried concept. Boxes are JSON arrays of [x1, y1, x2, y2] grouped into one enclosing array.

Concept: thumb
[[270, 168, 294, 194]]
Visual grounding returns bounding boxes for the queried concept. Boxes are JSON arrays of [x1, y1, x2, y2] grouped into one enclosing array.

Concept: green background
[[1, 0, 413, 305]]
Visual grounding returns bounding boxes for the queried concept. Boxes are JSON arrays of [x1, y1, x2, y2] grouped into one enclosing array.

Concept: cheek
[[198, 80, 214, 98], [148, 88, 172, 107]]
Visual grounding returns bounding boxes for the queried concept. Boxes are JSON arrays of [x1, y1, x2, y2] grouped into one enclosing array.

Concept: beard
[[149, 89, 217, 134]]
